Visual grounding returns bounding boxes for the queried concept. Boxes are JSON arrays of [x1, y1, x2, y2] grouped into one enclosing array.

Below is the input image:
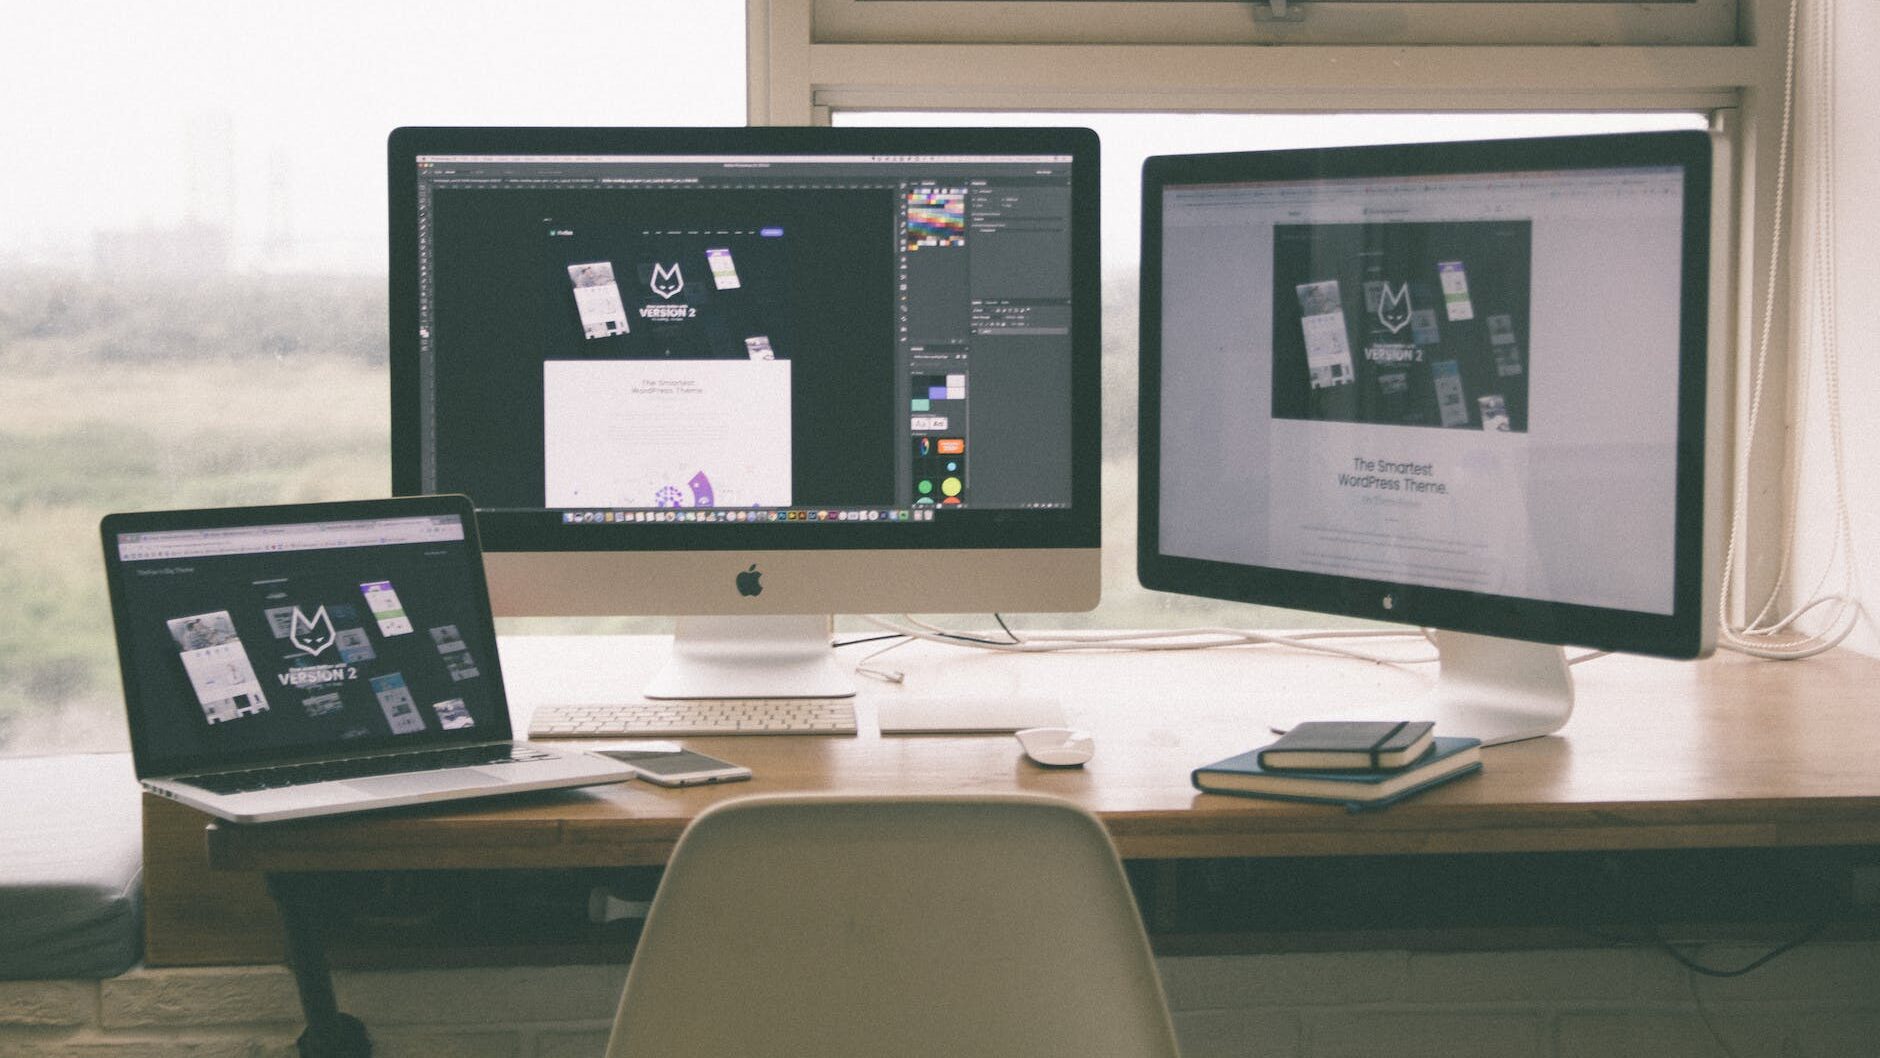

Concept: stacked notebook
[[1192, 721, 1481, 810]]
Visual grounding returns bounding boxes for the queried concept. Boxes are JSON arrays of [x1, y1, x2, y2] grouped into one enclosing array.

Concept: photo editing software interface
[[410, 151, 1077, 526], [112, 515, 501, 768], [1158, 162, 1690, 616]]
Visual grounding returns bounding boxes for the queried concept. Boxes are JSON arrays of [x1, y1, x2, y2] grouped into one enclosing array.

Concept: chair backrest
[[604, 793, 1180, 1058]]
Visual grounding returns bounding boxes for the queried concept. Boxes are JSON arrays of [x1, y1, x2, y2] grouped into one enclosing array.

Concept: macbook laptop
[[101, 495, 635, 823]]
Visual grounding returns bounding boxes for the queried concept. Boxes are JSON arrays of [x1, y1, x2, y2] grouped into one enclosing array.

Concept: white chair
[[603, 793, 1180, 1058]]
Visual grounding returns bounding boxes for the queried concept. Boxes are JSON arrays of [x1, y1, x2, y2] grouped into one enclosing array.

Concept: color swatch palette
[[906, 189, 967, 250]]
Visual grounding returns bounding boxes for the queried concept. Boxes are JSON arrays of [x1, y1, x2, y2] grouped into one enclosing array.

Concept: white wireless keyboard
[[529, 698, 857, 738]]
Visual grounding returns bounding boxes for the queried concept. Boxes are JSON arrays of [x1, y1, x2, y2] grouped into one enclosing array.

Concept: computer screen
[[1139, 131, 1719, 743], [389, 127, 1101, 697], [101, 497, 506, 777]]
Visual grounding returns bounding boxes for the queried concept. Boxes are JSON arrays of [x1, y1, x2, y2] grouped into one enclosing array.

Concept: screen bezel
[[388, 125, 1101, 554], [101, 494, 512, 779], [1137, 130, 1714, 659]]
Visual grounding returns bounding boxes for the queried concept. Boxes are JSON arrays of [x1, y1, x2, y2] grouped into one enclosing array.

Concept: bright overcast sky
[[0, 1, 748, 272], [1, 3, 1705, 275]]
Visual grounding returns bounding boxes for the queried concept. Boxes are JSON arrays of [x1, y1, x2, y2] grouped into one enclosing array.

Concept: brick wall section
[[0, 945, 1875, 1057]]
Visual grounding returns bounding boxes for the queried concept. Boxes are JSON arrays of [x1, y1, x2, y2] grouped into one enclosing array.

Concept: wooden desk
[[208, 635, 1880, 872], [180, 635, 1880, 1057]]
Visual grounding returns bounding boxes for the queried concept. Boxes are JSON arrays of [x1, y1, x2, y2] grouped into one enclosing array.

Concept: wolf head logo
[[650, 262, 684, 300], [1376, 282, 1412, 334], [289, 605, 337, 658]]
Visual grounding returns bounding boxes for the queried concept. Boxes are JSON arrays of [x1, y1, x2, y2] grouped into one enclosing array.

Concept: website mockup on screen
[[410, 150, 1080, 527], [1157, 165, 1688, 615]]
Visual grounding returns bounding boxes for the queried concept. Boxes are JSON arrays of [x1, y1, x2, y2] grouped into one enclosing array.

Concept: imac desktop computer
[[389, 127, 1101, 702], [1138, 131, 1722, 746]]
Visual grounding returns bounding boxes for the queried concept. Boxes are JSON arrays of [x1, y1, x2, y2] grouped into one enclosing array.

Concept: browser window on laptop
[[102, 496, 633, 823], [116, 513, 501, 768]]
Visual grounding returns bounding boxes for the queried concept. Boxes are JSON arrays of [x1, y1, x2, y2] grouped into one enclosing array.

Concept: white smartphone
[[600, 747, 752, 787]]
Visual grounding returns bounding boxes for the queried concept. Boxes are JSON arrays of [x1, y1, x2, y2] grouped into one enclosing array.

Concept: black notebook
[[1257, 720, 1435, 771]]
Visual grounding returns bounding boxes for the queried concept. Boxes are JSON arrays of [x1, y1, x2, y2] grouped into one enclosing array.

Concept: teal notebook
[[1192, 736, 1482, 810]]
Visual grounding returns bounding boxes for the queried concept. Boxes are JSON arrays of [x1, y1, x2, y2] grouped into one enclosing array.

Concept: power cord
[[1675, 923, 1825, 1058], [850, 614, 1447, 684], [850, 614, 1626, 685], [852, 617, 1027, 683], [1719, 0, 1870, 660], [869, 614, 1619, 665], [867, 614, 1439, 664], [831, 633, 905, 649], [1582, 847, 1832, 1057], [1651, 920, 1831, 979]]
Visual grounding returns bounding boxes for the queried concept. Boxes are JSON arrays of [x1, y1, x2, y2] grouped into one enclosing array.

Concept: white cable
[[1719, 0, 1801, 649], [856, 614, 1620, 682], [1769, 0, 1857, 638], [1718, 0, 1869, 659], [855, 633, 916, 684], [898, 613, 1426, 647], [891, 613, 1432, 652], [864, 614, 1439, 667], [1756, 0, 1863, 644]]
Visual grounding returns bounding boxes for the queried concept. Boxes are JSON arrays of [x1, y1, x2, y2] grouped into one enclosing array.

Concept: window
[[0, 1, 746, 756]]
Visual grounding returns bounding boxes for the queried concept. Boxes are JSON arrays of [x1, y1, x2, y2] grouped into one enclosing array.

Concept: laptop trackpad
[[344, 768, 502, 797]]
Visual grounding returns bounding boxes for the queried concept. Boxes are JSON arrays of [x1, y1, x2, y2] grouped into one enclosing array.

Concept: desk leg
[[267, 873, 372, 1058]]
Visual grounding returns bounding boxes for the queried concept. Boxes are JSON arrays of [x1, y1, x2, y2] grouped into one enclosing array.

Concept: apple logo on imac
[[736, 564, 763, 597]]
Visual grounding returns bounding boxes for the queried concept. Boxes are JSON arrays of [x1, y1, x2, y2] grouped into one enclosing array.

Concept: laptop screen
[[104, 500, 511, 777]]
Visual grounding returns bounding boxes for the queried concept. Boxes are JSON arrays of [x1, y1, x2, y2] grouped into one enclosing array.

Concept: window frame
[[799, 0, 1739, 48]]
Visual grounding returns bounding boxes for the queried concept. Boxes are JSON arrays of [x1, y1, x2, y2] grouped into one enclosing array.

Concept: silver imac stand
[[1274, 629, 1574, 747], [642, 615, 856, 700]]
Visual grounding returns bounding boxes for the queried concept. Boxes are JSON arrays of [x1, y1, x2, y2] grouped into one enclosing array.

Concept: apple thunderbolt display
[[390, 127, 1101, 699], [1139, 132, 1720, 745]]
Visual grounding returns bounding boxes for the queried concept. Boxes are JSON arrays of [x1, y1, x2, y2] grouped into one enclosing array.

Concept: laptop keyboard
[[176, 743, 556, 796]]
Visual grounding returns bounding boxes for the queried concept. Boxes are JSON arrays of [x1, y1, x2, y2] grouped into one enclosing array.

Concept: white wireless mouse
[[1015, 727, 1095, 767]]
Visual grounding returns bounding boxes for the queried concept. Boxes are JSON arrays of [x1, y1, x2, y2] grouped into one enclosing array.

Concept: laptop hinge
[[160, 737, 517, 781]]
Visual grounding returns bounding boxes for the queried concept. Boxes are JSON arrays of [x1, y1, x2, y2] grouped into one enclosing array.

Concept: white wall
[[1789, 0, 1880, 658]]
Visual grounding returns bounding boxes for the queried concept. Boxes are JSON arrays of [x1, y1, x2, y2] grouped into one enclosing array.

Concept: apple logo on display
[[736, 564, 763, 597]]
